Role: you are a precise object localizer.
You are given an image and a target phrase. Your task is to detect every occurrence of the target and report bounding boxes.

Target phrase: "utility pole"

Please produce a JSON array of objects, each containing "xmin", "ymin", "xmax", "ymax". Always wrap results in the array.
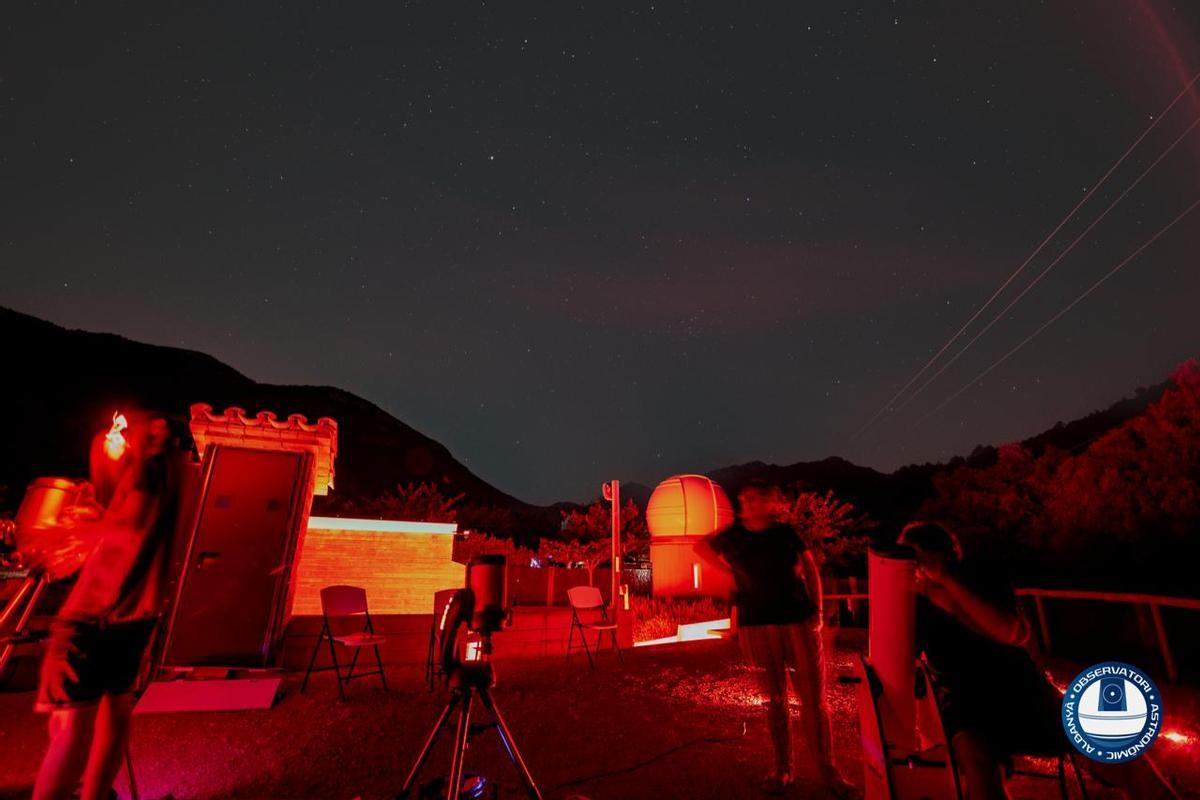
[{"xmin": 602, "ymin": 480, "xmax": 620, "ymax": 613}]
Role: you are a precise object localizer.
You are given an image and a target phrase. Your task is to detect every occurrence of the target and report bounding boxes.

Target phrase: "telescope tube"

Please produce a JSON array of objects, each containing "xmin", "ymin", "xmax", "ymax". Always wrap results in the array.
[{"xmin": 868, "ymin": 544, "xmax": 917, "ymax": 753}]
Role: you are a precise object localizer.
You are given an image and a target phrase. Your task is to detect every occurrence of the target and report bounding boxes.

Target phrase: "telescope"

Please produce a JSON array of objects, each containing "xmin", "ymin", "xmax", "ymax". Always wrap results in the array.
[
  {"xmin": 1, "ymin": 477, "xmax": 105, "ymax": 681},
  {"xmin": 465, "ymin": 554, "xmax": 509, "ymax": 636},
  {"xmin": 854, "ymin": 545, "xmax": 957, "ymax": 800},
  {"xmin": 400, "ymin": 555, "xmax": 542, "ymax": 800}
]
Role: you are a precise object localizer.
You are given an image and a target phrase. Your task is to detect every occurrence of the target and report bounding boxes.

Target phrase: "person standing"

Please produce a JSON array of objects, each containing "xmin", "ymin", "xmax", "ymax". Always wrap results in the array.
[
  {"xmin": 33, "ymin": 413, "xmax": 185, "ymax": 800},
  {"xmin": 697, "ymin": 479, "xmax": 852, "ymax": 796}
]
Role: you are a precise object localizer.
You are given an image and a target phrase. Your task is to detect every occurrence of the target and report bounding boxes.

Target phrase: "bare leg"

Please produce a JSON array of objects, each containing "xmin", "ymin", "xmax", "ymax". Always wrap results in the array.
[
  {"xmin": 33, "ymin": 706, "xmax": 98, "ymax": 800},
  {"xmin": 80, "ymin": 693, "xmax": 135, "ymax": 800},
  {"xmin": 951, "ymin": 730, "xmax": 1008, "ymax": 800},
  {"xmin": 1077, "ymin": 753, "xmax": 1180, "ymax": 800},
  {"xmin": 788, "ymin": 622, "xmax": 839, "ymax": 782}
]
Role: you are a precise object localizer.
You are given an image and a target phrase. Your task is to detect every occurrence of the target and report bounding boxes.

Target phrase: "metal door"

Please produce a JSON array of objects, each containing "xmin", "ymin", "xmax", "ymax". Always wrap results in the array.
[{"xmin": 163, "ymin": 447, "xmax": 308, "ymax": 667}]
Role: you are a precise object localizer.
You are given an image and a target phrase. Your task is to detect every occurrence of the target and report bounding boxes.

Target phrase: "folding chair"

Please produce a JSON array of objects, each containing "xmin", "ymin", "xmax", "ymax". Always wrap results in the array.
[
  {"xmin": 565, "ymin": 585, "xmax": 622, "ymax": 669},
  {"xmin": 424, "ymin": 588, "xmax": 459, "ymax": 691},
  {"xmin": 300, "ymin": 585, "xmax": 388, "ymax": 701}
]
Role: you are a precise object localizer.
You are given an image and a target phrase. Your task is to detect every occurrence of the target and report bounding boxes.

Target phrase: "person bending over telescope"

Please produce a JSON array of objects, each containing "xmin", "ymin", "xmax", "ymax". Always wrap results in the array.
[
  {"xmin": 898, "ymin": 521, "xmax": 1178, "ymax": 800},
  {"xmin": 697, "ymin": 479, "xmax": 854, "ymax": 797},
  {"xmin": 33, "ymin": 413, "xmax": 185, "ymax": 800}
]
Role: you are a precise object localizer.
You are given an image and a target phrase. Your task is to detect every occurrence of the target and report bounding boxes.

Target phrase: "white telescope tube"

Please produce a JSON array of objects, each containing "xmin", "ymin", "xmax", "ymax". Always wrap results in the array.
[{"xmin": 868, "ymin": 545, "xmax": 917, "ymax": 753}]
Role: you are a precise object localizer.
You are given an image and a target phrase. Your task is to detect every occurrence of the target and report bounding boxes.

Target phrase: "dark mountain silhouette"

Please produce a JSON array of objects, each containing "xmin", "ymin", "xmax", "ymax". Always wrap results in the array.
[
  {"xmin": 1, "ymin": 306, "xmax": 1175, "ymax": 532},
  {"xmin": 0, "ymin": 306, "xmax": 529, "ymax": 515},
  {"xmin": 650, "ymin": 384, "xmax": 1174, "ymax": 532},
  {"xmin": 1015, "ymin": 381, "xmax": 1173, "ymax": 455},
  {"xmin": 699, "ymin": 458, "xmax": 937, "ymax": 532}
]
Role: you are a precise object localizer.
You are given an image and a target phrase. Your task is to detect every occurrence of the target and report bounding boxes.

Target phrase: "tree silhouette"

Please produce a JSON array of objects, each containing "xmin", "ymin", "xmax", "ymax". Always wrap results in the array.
[
  {"xmin": 325, "ymin": 481, "xmax": 462, "ymax": 522},
  {"xmin": 773, "ymin": 486, "xmax": 874, "ymax": 568},
  {"xmin": 920, "ymin": 359, "xmax": 1200, "ymax": 589},
  {"xmin": 540, "ymin": 498, "xmax": 647, "ymax": 584},
  {"xmin": 453, "ymin": 529, "xmax": 535, "ymax": 565}
]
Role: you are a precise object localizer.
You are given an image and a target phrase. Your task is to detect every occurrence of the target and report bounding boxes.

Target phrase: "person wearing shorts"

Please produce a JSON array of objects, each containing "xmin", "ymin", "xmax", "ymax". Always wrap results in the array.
[
  {"xmin": 34, "ymin": 414, "xmax": 183, "ymax": 800},
  {"xmin": 900, "ymin": 521, "xmax": 1178, "ymax": 800}
]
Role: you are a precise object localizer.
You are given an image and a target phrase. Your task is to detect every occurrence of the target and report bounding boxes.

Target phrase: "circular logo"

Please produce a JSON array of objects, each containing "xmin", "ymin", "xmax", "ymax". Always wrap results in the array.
[{"xmin": 1062, "ymin": 661, "xmax": 1162, "ymax": 763}]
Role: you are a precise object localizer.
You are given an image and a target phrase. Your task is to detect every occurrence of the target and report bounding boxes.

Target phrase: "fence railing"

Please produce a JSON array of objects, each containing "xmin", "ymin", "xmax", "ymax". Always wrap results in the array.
[
  {"xmin": 1016, "ymin": 588, "xmax": 1200, "ymax": 683},
  {"xmin": 822, "ymin": 588, "xmax": 1200, "ymax": 682}
]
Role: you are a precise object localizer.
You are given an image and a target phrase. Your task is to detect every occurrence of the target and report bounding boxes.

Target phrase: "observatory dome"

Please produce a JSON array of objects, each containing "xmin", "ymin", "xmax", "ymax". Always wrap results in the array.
[{"xmin": 646, "ymin": 474, "xmax": 733, "ymax": 539}]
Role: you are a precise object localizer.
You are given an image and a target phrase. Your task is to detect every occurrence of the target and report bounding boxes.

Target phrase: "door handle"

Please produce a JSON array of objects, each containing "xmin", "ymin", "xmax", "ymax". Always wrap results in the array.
[{"xmin": 196, "ymin": 551, "xmax": 222, "ymax": 569}]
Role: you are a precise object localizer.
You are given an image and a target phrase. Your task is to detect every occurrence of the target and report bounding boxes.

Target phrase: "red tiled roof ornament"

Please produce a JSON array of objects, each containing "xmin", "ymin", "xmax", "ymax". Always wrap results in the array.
[{"xmin": 188, "ymin": 403, "xmax": 338, "ymax": 495}]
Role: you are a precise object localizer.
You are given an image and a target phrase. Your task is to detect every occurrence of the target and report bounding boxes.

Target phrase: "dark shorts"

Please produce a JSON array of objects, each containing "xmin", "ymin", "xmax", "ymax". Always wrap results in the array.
[
  {"xmin": 937, "ymin": 674, "xmax": 1066, "ymax": 757},
  {"xmin": 35, "ymin": 618, "xmax": 157, "ymax": 712}
]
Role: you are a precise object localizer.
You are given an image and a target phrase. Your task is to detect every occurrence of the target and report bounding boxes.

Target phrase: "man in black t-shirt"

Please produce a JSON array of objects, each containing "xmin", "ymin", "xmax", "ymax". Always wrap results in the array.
[{"xmin": 698, "ymin": 480, "xmax": 851, "ymax": 797}]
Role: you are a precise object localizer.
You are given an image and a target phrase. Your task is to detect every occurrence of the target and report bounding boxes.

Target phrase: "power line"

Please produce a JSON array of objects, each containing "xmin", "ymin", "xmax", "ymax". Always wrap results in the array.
[
  {"xmin": 908, "ymin": 196, "xmax": 1200, "ymax": 431},
  {"xmin": 849, "ymin": 69, "xmax": 1200, "ymax": 442},
  {"xmin": 890, "ymin": 112, "xmax": 1200, "ymax": 415}
]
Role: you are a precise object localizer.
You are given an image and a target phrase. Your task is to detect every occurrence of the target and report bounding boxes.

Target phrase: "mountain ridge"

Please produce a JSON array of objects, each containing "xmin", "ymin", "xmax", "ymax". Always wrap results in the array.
[
  {"xmin": 0, "ymin": 306, "xmax": 528, "ymax": 513},
  {"xmin": 0, "ymin": 306, "xmax": 1174, "ymax": 530},
  {"xmin": 621, "ymin": 389, "xmax": 1173, "ymax": 529}
]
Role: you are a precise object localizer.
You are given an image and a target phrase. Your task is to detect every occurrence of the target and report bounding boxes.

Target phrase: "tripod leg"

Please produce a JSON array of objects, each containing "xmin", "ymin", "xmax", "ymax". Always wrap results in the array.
[
  {"xmin": 398, "ymin": 693, "xmax": 460, "ymax": 798},
  {"xmin": 0, "ymin": 575, "xmax": 36, "ymax": 627},
  {"xmin": 0, "ymin": 576, "xmax": 35, "ymax": 679},
  {"xmin": 446, "ymin": 689, "xmax": 474, "ymax": 800},
  {"xmin": 0, "ymin": 575, "xmax": 47, "ymax": 680},
  {"xmin": 478, "ymin": 689, "xmax": 543, "ymax": 800}
]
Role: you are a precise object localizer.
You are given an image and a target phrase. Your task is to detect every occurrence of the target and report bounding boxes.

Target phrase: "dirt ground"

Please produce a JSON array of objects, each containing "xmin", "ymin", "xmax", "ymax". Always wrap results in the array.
[{"xmin": 1, "ymin": 638, "xmax": 1197, "ymax": 799}]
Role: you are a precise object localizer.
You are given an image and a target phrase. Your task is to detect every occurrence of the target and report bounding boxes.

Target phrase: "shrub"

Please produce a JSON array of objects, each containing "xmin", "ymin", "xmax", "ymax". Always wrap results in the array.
[{"xmin": 630, "ymin": 595, "xmax": 730, "ymax": 642}]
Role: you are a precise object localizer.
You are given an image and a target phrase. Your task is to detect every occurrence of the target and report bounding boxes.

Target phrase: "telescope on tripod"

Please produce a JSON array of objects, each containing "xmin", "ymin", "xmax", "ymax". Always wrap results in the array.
[
  {"xmin": 1, "ymin": 477, "xmax": 106, "ymax": 680},
  {"xmin": 398, "ymin": 554, "xmax": 542, "ymax": 800}
]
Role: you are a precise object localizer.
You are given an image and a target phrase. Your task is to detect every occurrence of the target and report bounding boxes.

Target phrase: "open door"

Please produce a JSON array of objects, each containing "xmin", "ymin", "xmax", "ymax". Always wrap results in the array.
[{"xmin": 161, "ymin": 446, "xmax": 311, "ymax": 667}]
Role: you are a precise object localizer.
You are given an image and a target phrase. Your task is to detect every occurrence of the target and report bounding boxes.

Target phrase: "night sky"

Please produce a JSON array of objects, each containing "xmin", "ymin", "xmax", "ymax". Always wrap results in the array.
[{"xmin": 2, "ymin": 3, "xmax": 1198, "ymax": 504}]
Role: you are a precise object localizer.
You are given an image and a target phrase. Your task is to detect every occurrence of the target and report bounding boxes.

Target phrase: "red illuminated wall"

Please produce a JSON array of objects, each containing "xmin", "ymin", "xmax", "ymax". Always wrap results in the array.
[
  {"xmin": 290, "ymin": 517, "xmax": 463, "ymax": 615},
  {"xmin": 650, "ymin": 539, "xmax": 735, "ymax": 599}
]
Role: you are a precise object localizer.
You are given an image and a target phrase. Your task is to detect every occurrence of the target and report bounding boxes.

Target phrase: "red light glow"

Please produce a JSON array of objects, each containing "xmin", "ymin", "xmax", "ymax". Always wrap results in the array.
[
  {"xmin": 1163, "ymin": 729, "xmax": 1195, "ymax": 746},
  {"xmin": 103, "ymin": 411, "xmax": 128, "ymax": 460},
  {"xmin": 634, "ymin": 616, "xmax": 731, "ymax": 648}
]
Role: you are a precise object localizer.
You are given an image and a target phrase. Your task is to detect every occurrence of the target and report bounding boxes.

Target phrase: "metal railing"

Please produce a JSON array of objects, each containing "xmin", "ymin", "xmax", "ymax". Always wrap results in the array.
[
  {"xmin": 1016, "ymin": 588, "xmax": 1200, "ymax": 683},
  {"xmin": 822, "ymin": 588, "xmax": 1200, "ymax": 682}
]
